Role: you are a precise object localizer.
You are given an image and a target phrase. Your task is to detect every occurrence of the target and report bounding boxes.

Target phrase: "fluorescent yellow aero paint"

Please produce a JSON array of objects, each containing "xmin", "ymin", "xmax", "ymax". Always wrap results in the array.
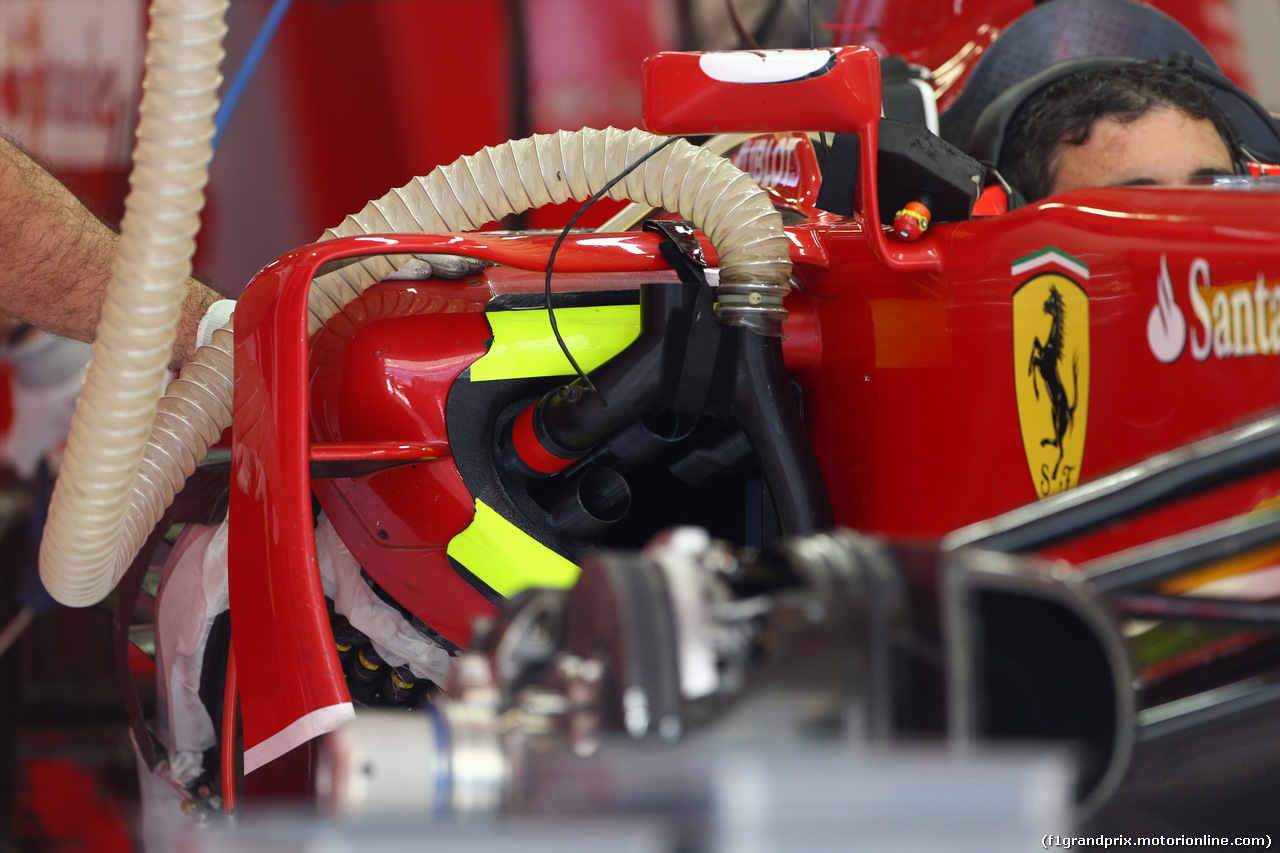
[
  {"xmin": 470, "ymin": 305, "xmax": 641, "ymax": 382},
  {"xmin": 446, "ymin": 500, "xmax": 581, "ymax": 596}
]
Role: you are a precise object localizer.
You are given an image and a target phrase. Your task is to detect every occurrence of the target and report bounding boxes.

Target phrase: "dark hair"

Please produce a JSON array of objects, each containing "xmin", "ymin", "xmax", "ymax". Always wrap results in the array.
[{"xmin": 1000, "ymin": 61, "xmax": 1240, "ymax": 201}]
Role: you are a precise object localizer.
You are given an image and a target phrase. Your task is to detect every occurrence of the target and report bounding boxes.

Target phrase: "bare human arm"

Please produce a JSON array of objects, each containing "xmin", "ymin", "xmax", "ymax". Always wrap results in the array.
[{"xmin": 0, "ymin": 135, "xmax": 224, "ymax": 370}]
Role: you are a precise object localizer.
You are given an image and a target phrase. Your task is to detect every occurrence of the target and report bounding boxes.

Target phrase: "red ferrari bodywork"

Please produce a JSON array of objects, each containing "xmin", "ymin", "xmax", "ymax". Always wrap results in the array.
[{"xmin": 227, "ymin": 41, "xmax": 1280, "ymax": 782}]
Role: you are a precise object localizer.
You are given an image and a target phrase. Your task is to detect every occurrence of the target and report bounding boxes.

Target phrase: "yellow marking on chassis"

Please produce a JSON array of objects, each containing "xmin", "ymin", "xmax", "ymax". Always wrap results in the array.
[
  {"xmin": 446, "ymin": 500, "xmax": 581, "ymax": 596},
  {"xmin": 470, "ymin": 304, "xmax": 641, "ymax": 382}
]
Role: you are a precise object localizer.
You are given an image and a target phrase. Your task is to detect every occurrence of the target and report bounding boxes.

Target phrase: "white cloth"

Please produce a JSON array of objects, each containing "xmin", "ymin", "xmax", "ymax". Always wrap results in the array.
[
  {"xmin": 152, "ymin": 512, "xmax": 452, "ymax": 788},
  {"xmin": 155, "ymin": 520, "xmax": 229, "ymax": 785},
  {"xmin": 315, "ymin": 513, "xmax": 453, "ymax": 684}
]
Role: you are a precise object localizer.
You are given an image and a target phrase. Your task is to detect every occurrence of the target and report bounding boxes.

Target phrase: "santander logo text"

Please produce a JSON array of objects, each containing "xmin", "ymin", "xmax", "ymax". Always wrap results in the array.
[{"xmin": 1146, "ymin": 254, "xmax": 1280, "ymax": 363}]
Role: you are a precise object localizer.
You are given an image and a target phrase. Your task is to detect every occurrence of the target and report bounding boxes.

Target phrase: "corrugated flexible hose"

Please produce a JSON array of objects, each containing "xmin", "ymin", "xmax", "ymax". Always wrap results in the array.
[
  {"xmin": 40, "ymin": 73, "xmax": 792, "ymax": 607},
  {"xmin": 39, "ymin": 0, "xmax": 231, "ymax": 607},
  {"xmin": 307, "ymin": 127, "xmax": 792, "ymax": 336}
]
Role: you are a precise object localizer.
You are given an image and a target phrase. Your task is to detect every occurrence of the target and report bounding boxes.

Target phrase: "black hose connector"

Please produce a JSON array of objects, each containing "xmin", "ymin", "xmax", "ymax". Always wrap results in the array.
[
  {"xmin": 502, "ymin": 276, "xmax": 832, "ymax": 537},
  {"xmin": 729, "ymin": 328, "xmax": 833, "ymax": 534},
  {"xmin": 501, "ymin": 282, "xmax": 694, "ymax": 476},
  {"xmin": 533, "ymin": 466, "xmax": 633, "ymax": 539}
]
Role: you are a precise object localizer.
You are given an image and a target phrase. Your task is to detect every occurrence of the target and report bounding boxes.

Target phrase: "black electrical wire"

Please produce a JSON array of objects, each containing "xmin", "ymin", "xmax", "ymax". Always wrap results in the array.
[
  {"xmin": 543, "ymin": 135, "xmax": 682, "ymax": 398},
  {"xmin": 506, "ymin": 0, "xmax": 533, "ymax": 229},
  {"xmin": 727, "ymin": 0, "xmax": 762, "ymax": 49},
  {"xmin": 727, "ymin": 0, "xmax": 787, "ymax": 51}
]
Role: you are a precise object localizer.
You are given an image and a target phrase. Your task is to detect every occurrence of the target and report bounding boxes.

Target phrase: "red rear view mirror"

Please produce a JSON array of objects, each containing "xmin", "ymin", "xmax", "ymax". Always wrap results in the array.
[{"xmin": 642, "ymin": 47, "xmax": 882, "ymax": 136}]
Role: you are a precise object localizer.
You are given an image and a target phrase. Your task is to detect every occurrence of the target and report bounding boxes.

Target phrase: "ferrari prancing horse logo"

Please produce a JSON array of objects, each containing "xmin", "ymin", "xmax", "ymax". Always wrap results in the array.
[{"xmin": 1012, "ymin": 249, "xmax": 1090, "ymax": 499}]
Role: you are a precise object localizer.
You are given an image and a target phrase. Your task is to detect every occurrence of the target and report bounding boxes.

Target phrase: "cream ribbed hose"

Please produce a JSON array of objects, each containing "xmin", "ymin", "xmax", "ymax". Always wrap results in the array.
[{"xmin": 40, "ymin": 38, "xmax": 792, "ymax": 608}]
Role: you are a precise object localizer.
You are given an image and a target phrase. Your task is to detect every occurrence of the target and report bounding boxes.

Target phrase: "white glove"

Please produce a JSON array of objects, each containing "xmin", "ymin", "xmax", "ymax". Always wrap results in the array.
[
  {"xmin": 382, "ymin": 254, "xmax": 488, "ymax": 282},
  {"xmin": 195, "ymin": 299, "xmax": 236, "ymax": 350},
  {"xmin": 3, "ymin": 331, "xmax": 91, "ymax": 479}
]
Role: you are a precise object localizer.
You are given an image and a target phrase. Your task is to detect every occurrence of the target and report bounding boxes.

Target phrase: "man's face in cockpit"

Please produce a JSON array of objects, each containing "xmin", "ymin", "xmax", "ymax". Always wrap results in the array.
[{"xmin": 1050, "ymin": 105, "xmax": 1235, "ymax": 196}]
